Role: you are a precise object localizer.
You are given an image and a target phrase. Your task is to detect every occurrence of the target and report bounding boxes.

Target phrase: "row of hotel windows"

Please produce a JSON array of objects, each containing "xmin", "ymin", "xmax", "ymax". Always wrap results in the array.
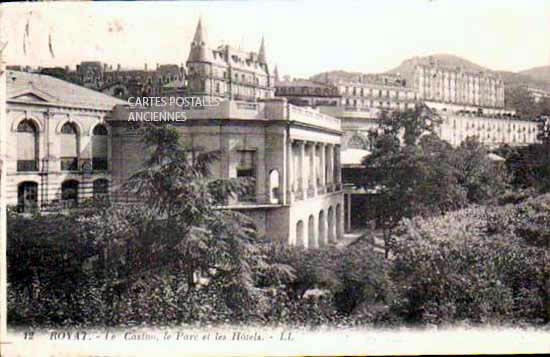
[
  {"xmin": 344, "ymin": 99, "xmax": 411, "ymax": 109},
  {"xmin": 188, "ymin": 65, "xmax": 268, "ymax": 87},
  {"xmin": 17, "ymin": 179, "xmax": 109, "ymax": 212},
  {"xmin": 276, "ymin": 87, "xmax": 338, "ymax": 96},
  {"xmin": 83, "ymin": 74, "xmax": 180, "ymax": 86},
  {"xmin": 16, "ymin": 120, "xmax": 109, "ymax": 172},
  {"xmin": 341, "ymin": 87, "xmax": 415, "ymax": 99},
  {"xmin": 417, "ymin": 69, "xmax": 502, "ymax": 82}
]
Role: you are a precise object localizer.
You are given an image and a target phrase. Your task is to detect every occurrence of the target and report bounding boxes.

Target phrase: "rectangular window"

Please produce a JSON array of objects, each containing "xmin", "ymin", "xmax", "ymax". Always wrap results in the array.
[
  {"xmin": 92, "ymin": 158, "xmax": 108, "ymax": 171},
  {"xmin": 61, "ymin": 157, "xmax": 78, "ymax": 171},
  {"xmin": 236, "ymin": 150, "xmax": 256, "ymax": 202},
  {"xmin": 17, "ymin": 160, "xmax": 38, "ymax": 172}
]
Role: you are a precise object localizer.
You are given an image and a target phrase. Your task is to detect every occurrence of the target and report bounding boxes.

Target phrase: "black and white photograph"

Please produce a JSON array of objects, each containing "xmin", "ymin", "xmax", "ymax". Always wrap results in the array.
[{"xmin": 0, "ymin": 0, "xmax": 549, "ymax": 355}]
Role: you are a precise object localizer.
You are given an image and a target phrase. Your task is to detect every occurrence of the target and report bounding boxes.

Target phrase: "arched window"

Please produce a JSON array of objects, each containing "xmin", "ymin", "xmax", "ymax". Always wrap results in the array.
[
  {"xmin": 336, "ymin": 204, "xmax": 343, "ymax": 240},
  {"xmin": 269, "ymin": 169, "xmax": 280, "ymax": 204},
  {"xmin": 296, "ymin": 220, "xmax": 304, "ymax": 247},
  {"xmin": 93, "ymin": 179, "xmax": 109, "ymax": 199},
  {"xmin": 61, "ymin": 180, "xmax": 79, "ymax": 208},
  {"xmin": 92, "ymin": 124, "xmax": 108, "ymax": 170},
  {"xmin": 17, "ymin": 120, "xmax": 38, "ymax": 172},
  {"xmin": 18, "ymin": 181, "xmax": 38, "ymax": 213},
  {"xmin": 318, "ymin": 210, "xmax": 326, "ymax": 247},
  {"xmin": 348, "ymin": 134, "xmax": 366, "ymax": 150},
  {"xmin": 308, "ymin": 215, "xmax": 316, "ymax": 249},
  {"xmin": 60, "ymin": 123, "xmax": 79, "ymax": 171},
  {"xmin": 327, "ymin": 206, "xmax": 335, "ymax": 243}
]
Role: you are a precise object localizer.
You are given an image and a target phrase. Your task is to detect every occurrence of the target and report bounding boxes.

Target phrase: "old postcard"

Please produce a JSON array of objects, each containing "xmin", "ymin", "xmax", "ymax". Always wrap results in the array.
[{"xmin": 0, "ymin": 0, "xmax": 549, "ymax": 356}]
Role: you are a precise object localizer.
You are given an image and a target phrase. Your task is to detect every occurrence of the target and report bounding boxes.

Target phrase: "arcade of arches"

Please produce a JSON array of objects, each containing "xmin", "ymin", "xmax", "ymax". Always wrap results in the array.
[
  {"xmin": 288, "ymin": 140, "xmax": 342, "ymax": 202},
  {"xmin": 294, "ymin": 203, "xmax": 344, "ymax": 248}
]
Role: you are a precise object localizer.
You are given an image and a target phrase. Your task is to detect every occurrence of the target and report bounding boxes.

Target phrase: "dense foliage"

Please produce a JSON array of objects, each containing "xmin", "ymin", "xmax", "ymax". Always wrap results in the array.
[
  {"xmin": 9, "ymin": 193, "xmax": 549, "ymax": 327},
  {"xmin": 362, "ymin": 107, "xmax": 509, "ymax": 256},
  {"xmin": 496, "ymin": 143, "xmax": 550, "ymax": 193},
  {"xmin": 389, "ymin": 194, "xmax": 550, "ymax": 325}
]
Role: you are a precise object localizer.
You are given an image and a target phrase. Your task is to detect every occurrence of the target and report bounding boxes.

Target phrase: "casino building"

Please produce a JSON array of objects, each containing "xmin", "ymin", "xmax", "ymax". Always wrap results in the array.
[{"xmin": 109, "ymin": 98, "xmax": 345, "ymax": 247}]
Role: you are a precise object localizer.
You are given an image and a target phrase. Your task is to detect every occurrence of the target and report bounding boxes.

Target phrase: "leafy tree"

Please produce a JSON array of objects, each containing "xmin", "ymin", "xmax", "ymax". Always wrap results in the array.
[
  {"xmin": 91, "ymin": 124, "xmax": 270, "ymax": 320},
  {"xmin": 452, "ymin": 136, "xmax": 509, "ymax": 203},
  {"xmin": 375, "ymin": 105, "xmax": 443, "ymax": 146},
  {"xmin": 362, "ymin": 107, "xmax": 463, "ymax": 258},
  {"xmin": 505, "ymin": 86, "xmax": 539, "ymax": 119},
  {"xmin": 499, "ymin": 143, "xmax": 550, "ymax": 193}
]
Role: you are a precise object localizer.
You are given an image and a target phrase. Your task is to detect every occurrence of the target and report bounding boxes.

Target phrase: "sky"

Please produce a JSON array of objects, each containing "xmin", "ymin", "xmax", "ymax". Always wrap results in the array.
[{"xmin": 1, "ymin": 0, "xmax": 550, "ymax": 78}]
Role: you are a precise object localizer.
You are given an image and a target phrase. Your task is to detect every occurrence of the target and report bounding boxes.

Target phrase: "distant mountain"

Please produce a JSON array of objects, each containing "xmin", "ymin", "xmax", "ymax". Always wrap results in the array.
[
  {"xmin": 518, "ymin": 66, "xmax": 550, "ymax": 84},
  {"xmin": 496, "ymin": 70, "xmax": 550, "ymax": 92},
  {"xmin": 309, "ymin": 54, "xmax": 550, "ymax": 92},
  {"xmin": 309, "ymin": 70, "xmax": 365, "ymax": 84},
  {"xmin": 385, "ymin": 53, "xmax": 489, "ymax": 86}
]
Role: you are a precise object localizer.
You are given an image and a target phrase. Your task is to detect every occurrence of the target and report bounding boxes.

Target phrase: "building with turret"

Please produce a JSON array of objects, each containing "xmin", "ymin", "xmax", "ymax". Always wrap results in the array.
[{"xmin": 185, "ymin": 18, "xmax": 275, "ymax": 101}]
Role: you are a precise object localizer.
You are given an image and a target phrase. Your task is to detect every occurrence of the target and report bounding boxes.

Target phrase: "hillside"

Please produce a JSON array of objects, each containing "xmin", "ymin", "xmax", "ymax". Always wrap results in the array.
[
  {"xmin": 385, "ymin": 54, "xmax": 489, "ymax": 85},
  {"xmin": 518, "ymin": 66, "xmax": 550, "ymax": 84},
  {"xmin": 309, "ymin": 70, "xmax": 365, "ymax": 83}
]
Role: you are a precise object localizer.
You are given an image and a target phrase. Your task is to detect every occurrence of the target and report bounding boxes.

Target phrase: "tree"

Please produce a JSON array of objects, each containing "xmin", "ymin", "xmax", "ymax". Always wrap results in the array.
[
  {"xmin": 375, "ymin": 105, "xmax": 443, "ymax": 146},
  {"xmin": 452, "ymin": 136, "xmax": 509, "ymax": 203},
  {"xmin": 93, "ymin": 124, "xmax": 269, "ymax": 319},
  {"xmin": 499, "ymin": 141, "xmax": 550, "ymax": 193},
  {"xmin": 362, "ymin": 107, "xmax": 462, "ymax": 258},
  {"xmin": 505, "ymin": 86, "xmax": 540, "ymax": 119}
]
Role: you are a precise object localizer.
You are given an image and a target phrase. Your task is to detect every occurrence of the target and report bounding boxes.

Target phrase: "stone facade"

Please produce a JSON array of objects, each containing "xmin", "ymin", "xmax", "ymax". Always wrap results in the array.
[
  {"xmin": 5, "ymin": 70, "xmax": 125, "ymax": 211},
  {"xmin": 109, "ymin": 98, "xmax": 344, "ymax": 247}
]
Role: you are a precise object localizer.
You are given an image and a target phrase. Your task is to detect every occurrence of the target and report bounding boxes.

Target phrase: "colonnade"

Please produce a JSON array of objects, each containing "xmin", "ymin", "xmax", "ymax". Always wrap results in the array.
[{"xmin": 286, "ymin": 140, "xmax": 342, "ymax": 202}]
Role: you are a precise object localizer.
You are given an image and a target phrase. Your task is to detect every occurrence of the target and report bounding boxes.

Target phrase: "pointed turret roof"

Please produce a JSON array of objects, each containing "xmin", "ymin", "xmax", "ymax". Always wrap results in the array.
[
  {"xmin": 187, "ymin": 17, "xmax": 213, "ymax": 63},
  {"xmin": 258, "ymin": 36, "xmax": 266, "ymax": 64},
  {"xmin": 192, "ymin": 17, "xmax": 206, "ymax": 45}
]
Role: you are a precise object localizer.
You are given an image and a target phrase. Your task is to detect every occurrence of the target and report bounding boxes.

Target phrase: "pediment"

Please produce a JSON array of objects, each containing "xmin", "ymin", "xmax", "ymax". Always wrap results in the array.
[{"xmin": 10, "ymin": 92, "xmax": 50, "ymax": 102}]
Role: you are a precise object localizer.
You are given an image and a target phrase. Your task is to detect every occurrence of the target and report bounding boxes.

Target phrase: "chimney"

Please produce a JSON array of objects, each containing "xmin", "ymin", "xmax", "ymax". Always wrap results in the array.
[
  {"xmin": 117, "ymin": 64, "xmax": 121, "ymax": 71},
  {"xmin": 144, "ymin": 63, "xmax": 148, "ymax": 71},
  {"xmin": 156, "ymin": 63, "xmax": 160, "ymax": 70},
  {"xmin": 103, "ymin": 63, "xmax": 107, "ymax": 72}
]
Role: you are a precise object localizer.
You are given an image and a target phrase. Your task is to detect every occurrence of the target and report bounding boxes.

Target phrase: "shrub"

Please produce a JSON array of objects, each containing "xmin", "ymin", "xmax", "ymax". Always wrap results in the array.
[{"xmin": 389, "ymin": 201, "xmax": 549, "ymax": 326}]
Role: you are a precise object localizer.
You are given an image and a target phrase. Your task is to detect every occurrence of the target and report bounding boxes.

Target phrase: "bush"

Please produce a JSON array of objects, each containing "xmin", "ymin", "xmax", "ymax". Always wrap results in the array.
[{"xmin": 389, "ymin": 199, "xmax": 549, "ymax": 326}]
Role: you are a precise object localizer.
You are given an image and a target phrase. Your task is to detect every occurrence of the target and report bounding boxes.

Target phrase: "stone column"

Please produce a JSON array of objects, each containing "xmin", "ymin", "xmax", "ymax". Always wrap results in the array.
[
  {"xmin": 327, "ymin": 144, "xmax": 334, "ymax": 189},
  {"xmin": 286, "ymin": 139, "xmax": 294, "ymax": 204},
  {"xmin": 299, "ymin": 141, "xmax": 306, "ymax": 200},
  {"xmin": 319, "ymin": 143, "xmax": 326, "ymax": 193},
  {"xmin": 337, "ymin": 202, "xmax": 345, "ymax": 240},
  {"xmin": 335, "ymin": 145, "xmax": 342, "ymax": 188},
  {"xmin": 309, "ymin": 142, "xmax": 317, "ymax": 197}
]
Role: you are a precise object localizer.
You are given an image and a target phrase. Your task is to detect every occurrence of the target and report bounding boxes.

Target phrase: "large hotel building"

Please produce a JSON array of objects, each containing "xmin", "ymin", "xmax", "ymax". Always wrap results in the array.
[{"xmin": 414, "ymin": 61, "xmax": 505, "ymax": 109}]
